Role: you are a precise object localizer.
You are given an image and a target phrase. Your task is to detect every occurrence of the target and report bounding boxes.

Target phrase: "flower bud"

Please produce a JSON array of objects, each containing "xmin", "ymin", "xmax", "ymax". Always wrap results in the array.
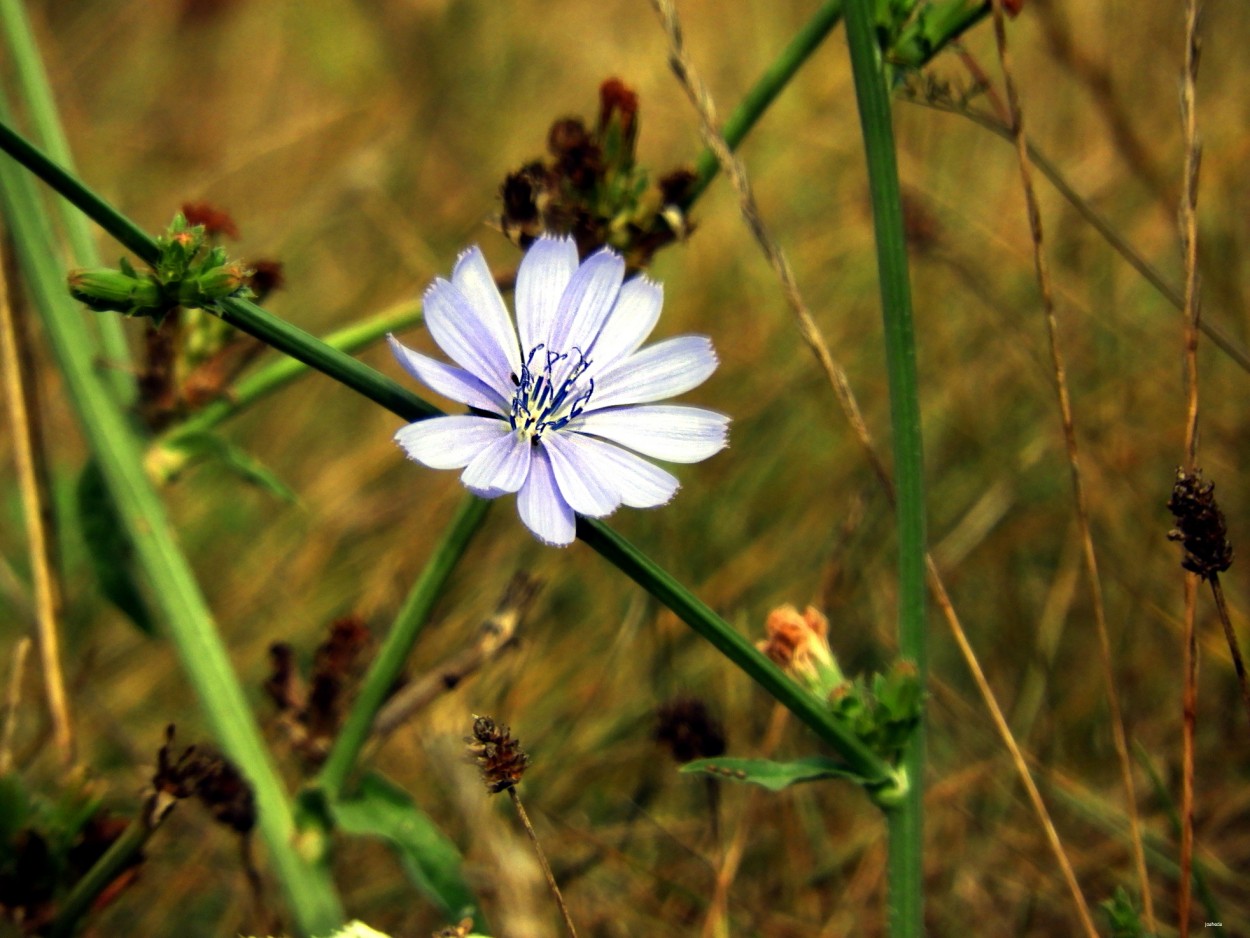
[{"xmin": 67, "ymin": 267, "xmax": 164, "ymax": 314}]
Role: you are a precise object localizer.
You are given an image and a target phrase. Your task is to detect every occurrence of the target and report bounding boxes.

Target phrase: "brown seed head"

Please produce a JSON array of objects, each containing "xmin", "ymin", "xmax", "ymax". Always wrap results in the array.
[
  {"xmin": 467, "ymin": 716, "xmax": 530, "ymax": 793},
  {"xmin": 1167, "ymin": 467, "xmax": 1233, "ymax": 579}
]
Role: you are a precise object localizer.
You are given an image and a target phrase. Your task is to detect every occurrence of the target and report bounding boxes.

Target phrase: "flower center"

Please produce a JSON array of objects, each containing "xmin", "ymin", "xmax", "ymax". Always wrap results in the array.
[{"xmin": 509, "ymin": 344, "xmax": 594, "ymax": 443}]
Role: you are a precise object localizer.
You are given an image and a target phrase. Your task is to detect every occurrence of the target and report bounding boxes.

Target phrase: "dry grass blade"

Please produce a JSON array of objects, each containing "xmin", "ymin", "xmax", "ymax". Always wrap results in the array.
[
  {"xmin": 988, "ymin": 0, "xmax": 1149, "ymax": 932},
  {"xmin": 0, "ymin": 637, "xmax": 31, "ymax": 775},
  {"xmin": 0, "ymin": 234, "xmax": 74, "ymax": 767},
  {"xmin": 1177, "ymin": 3, "xmax": 1204, "ymax": 934}
]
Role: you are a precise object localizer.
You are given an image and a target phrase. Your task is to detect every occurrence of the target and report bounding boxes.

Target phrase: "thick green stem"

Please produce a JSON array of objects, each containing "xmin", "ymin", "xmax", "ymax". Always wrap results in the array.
[
  {"xmin": 316, "ymin": 494, "xmax": 492, "ymax": 801},
  {"xmin": 0, "ymin": 0, "xmax": 134, "ymax": 404},
  {"xmin": 0, "ymin": 108, "xmax": 344, "ymax": 938},
  {"xmin": 843, "ymin": 1, "xmax": 928, "ymax": 935}
]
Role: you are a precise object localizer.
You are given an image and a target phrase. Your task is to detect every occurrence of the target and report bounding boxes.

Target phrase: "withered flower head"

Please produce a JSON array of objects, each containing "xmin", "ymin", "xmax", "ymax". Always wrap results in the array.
[
  {"xmin": 497, "ymin": 77, "xmax": 690, "ymax": 269},
  {"xmin": 758, "ymin": 604, "xmax": 843, "ymax": 691},
  {"xmin": 180, "ymin": 202, "xmax": 240, "ymax": 240},
  {"xmin": 152, "ymin": 725, "xmax": 256, "ymax": 833},
  {"xmin": 654, "ymin": 697, "xmax": 726, "ymax": 764},
  {"xmin": 1167, "ymin": 467, "xmax": 1233, "ymax": 579},
  {"xmin": 466, "ymin": 716, "xmax": 530, "ymax": 794}
]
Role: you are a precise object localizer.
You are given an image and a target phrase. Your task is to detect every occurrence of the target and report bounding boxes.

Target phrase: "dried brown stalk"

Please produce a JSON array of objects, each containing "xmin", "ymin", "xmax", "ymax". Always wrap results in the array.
[
  {"xmin": 1177, "ymin": 2, "xmax": 1204, "ymax": 934},
  {"xmin": 988, "ymin": 0, "xmax": 1151, "ymax": 931},
  {"xmin": 0, "ymin": 234, "xmax": 74, "ymax": 766}
]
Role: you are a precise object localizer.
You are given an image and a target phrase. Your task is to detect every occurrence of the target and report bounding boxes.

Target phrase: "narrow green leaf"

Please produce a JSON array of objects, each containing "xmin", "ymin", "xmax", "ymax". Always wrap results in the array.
[
  {"xmin": 75, "ymin": 459, "xmax": 157, "ymax": 636},
  {"xmin": 680, "ymin": 755, "xmax": 868, "ymax": 791},
  {"xmin": 330, "ymin": 772, "xmax": 483, "ymax": 930},
  {"xmin": 158, "ymin": 430, "xmax": 299, "ymax": 503}
]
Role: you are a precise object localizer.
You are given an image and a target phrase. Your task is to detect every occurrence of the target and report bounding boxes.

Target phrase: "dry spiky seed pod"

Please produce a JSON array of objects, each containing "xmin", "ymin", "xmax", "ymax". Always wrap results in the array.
[
  {"xmin": 1167, "ymin": 467, "xmax": 1233, "ymax": 579},
  {"xmin": 466, "ymin": 716, "xmax": 530, "ymax": 794}
]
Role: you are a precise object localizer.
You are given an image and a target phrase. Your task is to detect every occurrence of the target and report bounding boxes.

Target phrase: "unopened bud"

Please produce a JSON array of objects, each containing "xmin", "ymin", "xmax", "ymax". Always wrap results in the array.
[{"xmin": 67, "ymin": 268, "xmax": 164, "ymax": 314}]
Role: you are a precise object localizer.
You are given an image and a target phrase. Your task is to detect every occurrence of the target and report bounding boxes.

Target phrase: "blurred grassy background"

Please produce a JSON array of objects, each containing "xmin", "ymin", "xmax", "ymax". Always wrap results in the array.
[{"xmin": 3, "ymin": 0, "xmax": 1250, "ymax": 935}]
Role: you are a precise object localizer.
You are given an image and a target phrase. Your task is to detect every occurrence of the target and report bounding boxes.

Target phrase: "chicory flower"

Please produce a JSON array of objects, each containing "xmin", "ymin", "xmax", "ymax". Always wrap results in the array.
[{"xmin": 389, "ymin": 235, "xmax": 728, "ymax": 546}]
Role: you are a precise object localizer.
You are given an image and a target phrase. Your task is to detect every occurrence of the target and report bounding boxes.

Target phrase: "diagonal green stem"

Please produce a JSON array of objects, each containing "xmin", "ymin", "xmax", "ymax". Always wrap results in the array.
[
  {"xmin": 0, "ymin": 120, "xmax": 900, "ymax": 794},
  {"xmin": 0, "ymin": 105, "xmax": 344, "ymax": 937},
  {"xmin": 316, "ymin": 493, "xmax": 492, "ymax": 801},
  {"xmin": 684, "ymin": 0, "xmax": 845, "ymax": 208},
  {"xmin": 578, "ymin": 518, "xmax": 896, "ymax": 787},
  {"xmin": 843, "ymin": 0, "xmax": 928, "ymax": 935}
]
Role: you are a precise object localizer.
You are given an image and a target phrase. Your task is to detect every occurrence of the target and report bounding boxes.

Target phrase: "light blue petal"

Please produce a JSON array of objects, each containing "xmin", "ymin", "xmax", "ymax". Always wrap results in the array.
[
  {"xmin": 387, "ymin": 335, "xmax": 508, "ymax": 413},
  {"xmin": 586, "ymin": 275, "xmax": 663, "ymax": 371},
  {"xmin": 461, "ymin": 429, "xmax": 532, "ymax": 494},
  {"xmin": 423, "ymin": 277, "xmax": 515, "ymax": 394},
  {"xmin": 587, "ymin": 335, "xmax": 718, "ymax": 410},
  {"xmin": 517, "ymin": 445, "xmax": 577, "ymax": 546},
  {"xmin": 549, "ymin": 247, "xmax": 625, "ymax": 358},
  {"xmin": 394, "ymin": 415, "xmax": 509, "ymax": 469},
  {"xmin": 568, "ymin": 405, "xmax": 729, "ymax": 463},
  {"xmin": 542, "ymin": 433, "xmax": 621, "ymax": 517},
  {"xmin": 451, "ymin": 246, "xmax": 522, "ymax": 378},
  {"xmin": 552, "ymin": 433, "xmax": 678, "ymax": 508},
  {"xmin": 516, "ymin": 236, "xmax": 578, "ymax": 353}
]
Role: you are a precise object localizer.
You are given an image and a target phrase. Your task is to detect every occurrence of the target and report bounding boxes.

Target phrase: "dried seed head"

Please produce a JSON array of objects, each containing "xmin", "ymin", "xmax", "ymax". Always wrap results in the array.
[
  {"xmin": 180, "ymin": 202, "xmax": 240, "ymax": 240},
  {"xmin": 151, "ymin": 725, "xmax": 256, "ymax": 833},
  {"xmin": 654, "ymin": 697, "xmax": 726, "ymax": 764},
  {"xmin": 467, "ymin": 716, "xmax": 530, "ymax": 793},
  {"xmin": 1167, "ymin": 467, "xmax": 1233, "ymax": 579}
]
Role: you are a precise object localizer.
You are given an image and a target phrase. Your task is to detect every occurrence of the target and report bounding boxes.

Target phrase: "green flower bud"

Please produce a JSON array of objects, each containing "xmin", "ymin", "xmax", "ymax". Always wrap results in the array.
[
  {"xmin": 67, "ymin": 267, "xmax": 164, "ymax": 314},
  {"xmin": 180, "ymin": 263, "xmax": 252, "ymax": 306}
]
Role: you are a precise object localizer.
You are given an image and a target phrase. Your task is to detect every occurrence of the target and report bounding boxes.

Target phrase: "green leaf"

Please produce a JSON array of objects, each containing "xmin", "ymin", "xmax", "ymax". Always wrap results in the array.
[
  {"xmin": 680, "ymin": 755, "xmax": 869, "ymax": 791},
  {"xmin": 159, "ymin": 430, "xmax": 298, "ymax": 502},
  {"xmin": 75, "ymin": 459, "xmax": 157, "ymax": 636},
  {"xmin": 329, "ymin": 772, "xmax": 483, "ymax": 929},
  {"xmin": 0, "ymin": 774, "xmax": 29, "ymax": 846}
]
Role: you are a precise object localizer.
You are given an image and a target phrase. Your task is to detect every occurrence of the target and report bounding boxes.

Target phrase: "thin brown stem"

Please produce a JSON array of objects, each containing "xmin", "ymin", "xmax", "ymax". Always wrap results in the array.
[
  {"xmin": 508, "ymin": 788, "xmax": 579, "ymax": 938},
  {"xmin": 1208, "ymin": 576, "xmax": 1250, "ymax": 738},
  {"xmin": 988, "ymin": 1, "xmax": 1151, "ymax": 930},
  {"xmin": 1179, "ymin": 575, "xmax": 1198, "ymax": 938},
  {"xmin": 0, "ymin": 234, "xmax": 74, "ymax": 766}
]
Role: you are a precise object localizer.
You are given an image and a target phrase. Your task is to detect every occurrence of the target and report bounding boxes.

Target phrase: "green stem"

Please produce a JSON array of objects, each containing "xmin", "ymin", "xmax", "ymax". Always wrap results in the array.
[
  {"xmin": 843, "ymin": 1, "xmax": 928, "ymax": 935},
  {"xmin": 577, "ymin": 519, "xmax": 896, "ymax": 788},
  {"xmin": 0, "ymin": 0, "xmax": 134, "ymax": 404},
  {"xmin": 50, "ymin": 817, "xmax": 152, "ymax": 938},
  {"xmin": 0, "ymin": 120, "xmax": 901, "ymax": 793},
  {"xmin": 0, "ymin": 107, "xmax": 343, "ymax": 938},
  {"xmin": 151, "ymin": 299, "xmax": 425, "ymax": 480},
  {"xmin": 684, "ymin": 0, "xmax": 845, "ymax": 208},
  {"xmin": 316, "ymin": 494, "xmax": 492, "ymax": 801}
]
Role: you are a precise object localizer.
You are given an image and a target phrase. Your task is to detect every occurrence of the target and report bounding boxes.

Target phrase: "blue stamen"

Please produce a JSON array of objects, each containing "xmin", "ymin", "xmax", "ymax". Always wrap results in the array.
[{"xmin": 509, "ymin": 344, "xmax": 594, "ymax": 441}]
